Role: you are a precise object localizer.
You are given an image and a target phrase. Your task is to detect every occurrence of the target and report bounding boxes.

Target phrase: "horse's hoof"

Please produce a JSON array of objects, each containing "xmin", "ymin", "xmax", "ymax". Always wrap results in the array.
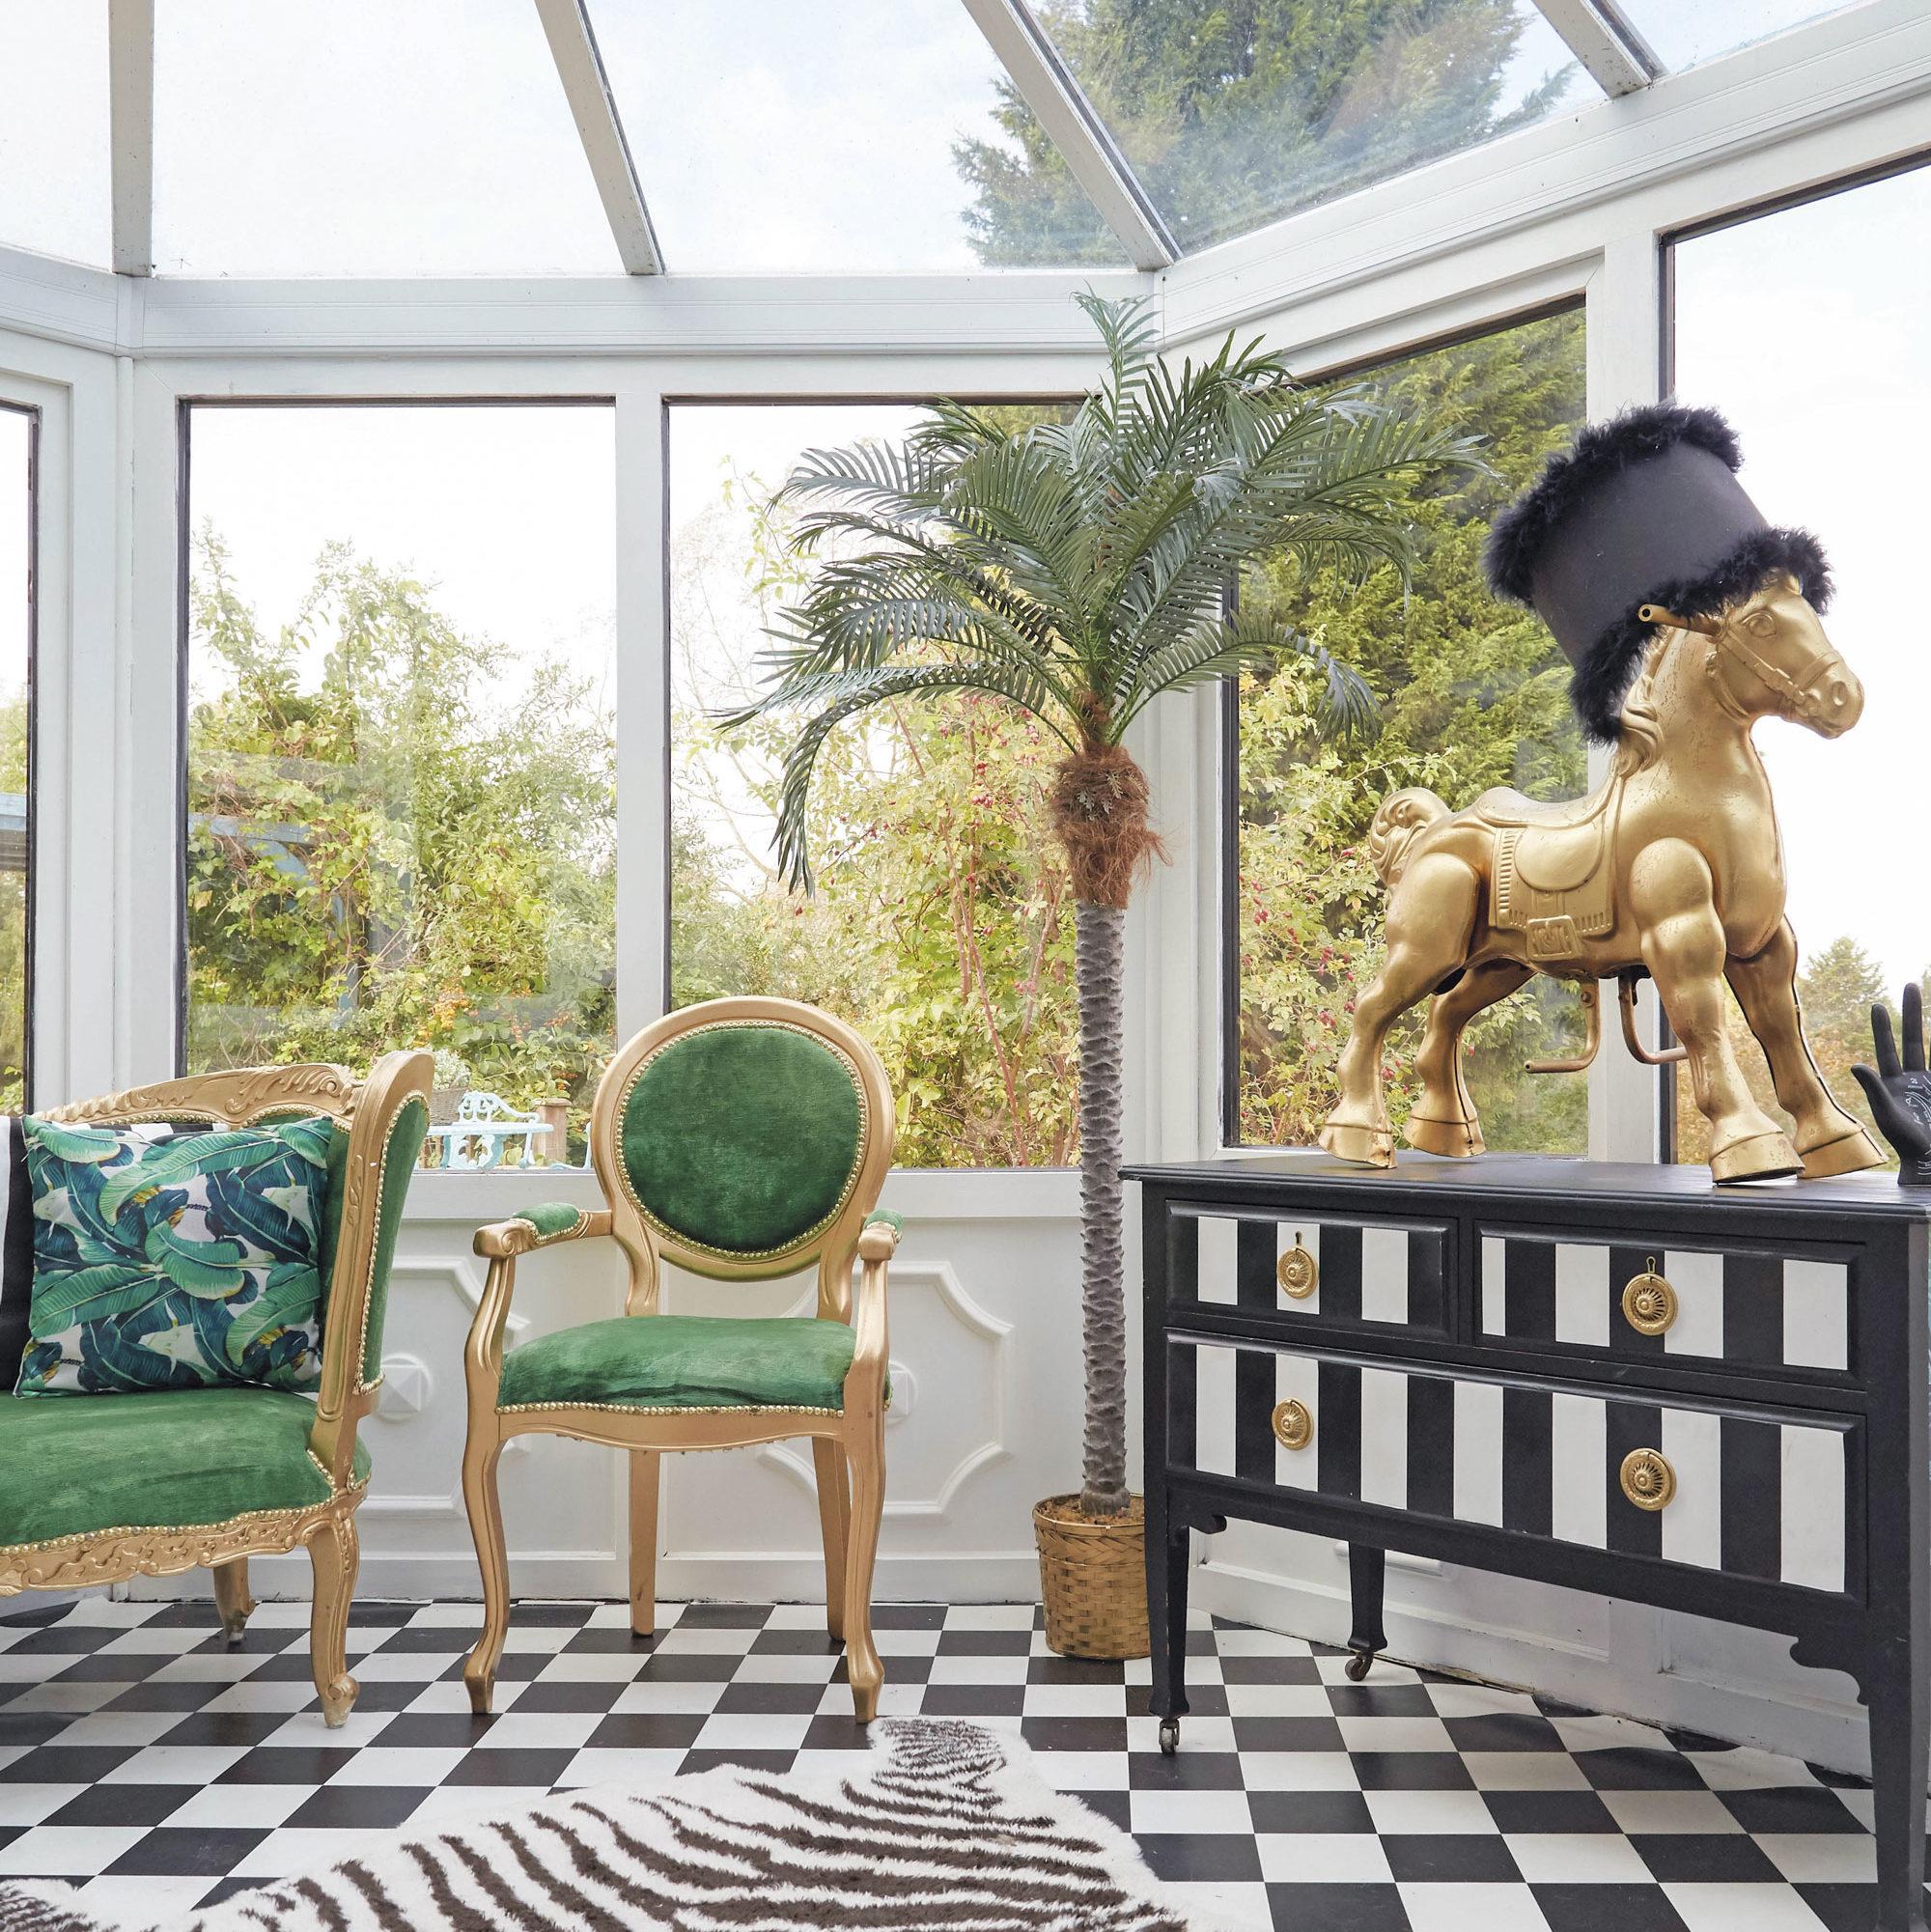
[
  {"xmin": 1320, "ymin": 1120, "xmax": 1394, "ymax": 1167},
  {"xmin": 1710, "ymin": 1131, "xmax": 1802, "ymax": 1183},
  {"xmin": 1403, "ymin": 1112, "xmax": 1483, "ymax": 1158},
  {"xmin": 1799, "ymin": 1127, "xmax": 1885, "ymax": 1179}
]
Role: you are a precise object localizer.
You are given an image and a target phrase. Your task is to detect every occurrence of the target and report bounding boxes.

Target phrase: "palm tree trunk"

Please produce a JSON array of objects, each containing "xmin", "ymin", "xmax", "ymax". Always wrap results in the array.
[{"xmin": 1075, "ymin": 897, "xmax": 1131, "ymax": 1517}]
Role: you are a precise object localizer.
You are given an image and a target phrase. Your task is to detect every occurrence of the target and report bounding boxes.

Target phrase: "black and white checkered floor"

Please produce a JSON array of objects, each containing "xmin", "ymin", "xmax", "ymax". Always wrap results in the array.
[{"xmin": 0, "ymin": 1596, "xmax": 1909, "ymax": 1932}]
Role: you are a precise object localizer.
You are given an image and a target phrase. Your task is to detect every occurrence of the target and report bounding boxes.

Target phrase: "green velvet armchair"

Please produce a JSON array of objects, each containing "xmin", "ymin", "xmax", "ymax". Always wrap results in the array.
[
  {"xmin": 0, "ymin": 1053, "xmax": 432, "ymax": 1725},
  {"xmin": 461, "ymin": 996, "xmax": 900, "ymax": 1719}
]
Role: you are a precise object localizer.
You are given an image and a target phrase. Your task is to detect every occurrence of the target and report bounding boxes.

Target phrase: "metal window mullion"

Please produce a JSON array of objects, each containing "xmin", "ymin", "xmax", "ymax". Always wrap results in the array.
[
  {"xmin": 959, "ymin": 0, "xmax": 1177, "ymax": 271},
  {"xmin": 108, "ymin": 0, "xmax": 154, "ymax": 277},
  {"xmin": 531, "ymin": 0, "xmax": 664, "ymax": 275},
  {"xmin": 1533, "ymin": 0, "xmax": 1664, "ymax": 98}
]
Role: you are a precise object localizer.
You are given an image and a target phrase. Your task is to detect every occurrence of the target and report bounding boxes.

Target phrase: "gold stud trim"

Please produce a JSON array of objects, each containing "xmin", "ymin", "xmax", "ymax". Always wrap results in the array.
[
  {"xmin": 1620, "ymin": 1447, "xmax": 1675, "ymax": 1511},
  {"xmin": 1621, "ymin": 1260, "xmax": 1677, "ymax": 1337},
  {"xmin": 615, "ymin": 1021, "xmax": 870, "ymax": 1266},
  {"xmin": 1276, "ymin": 1234, "xmax": 1318, "ymax": 1302},
  {"xmin": 0, "ymin": 1478, "xmax": 370, "ymax": 1560},
  {"xmin": 496, "ymin": 1399, "xmax": 844, "ymax": 1417},
  {"xmin": 1271, "ymin": 1398, "xmax": 1313, "ymax": 1451}
]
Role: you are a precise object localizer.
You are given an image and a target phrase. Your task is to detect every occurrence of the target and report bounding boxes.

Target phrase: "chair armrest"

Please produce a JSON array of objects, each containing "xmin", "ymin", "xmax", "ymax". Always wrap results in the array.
[
  {"xmin": 847, "ymin": 1212, "xmax": 898, "ymax": 1413},
  {"xmin": 474, "ymin": 1204, "xmax": 613, "ymax": 1259}
]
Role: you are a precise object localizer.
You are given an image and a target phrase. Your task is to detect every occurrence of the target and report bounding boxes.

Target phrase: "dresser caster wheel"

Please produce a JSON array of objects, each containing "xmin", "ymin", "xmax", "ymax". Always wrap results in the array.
[
  {"xmin": 1345, "ymin": 1648, "xmax": 1375, "ymax": 1682},
  {"xmin": 1158, "ymin": 1720, "xmax": 1179, "ymax": 1755}
]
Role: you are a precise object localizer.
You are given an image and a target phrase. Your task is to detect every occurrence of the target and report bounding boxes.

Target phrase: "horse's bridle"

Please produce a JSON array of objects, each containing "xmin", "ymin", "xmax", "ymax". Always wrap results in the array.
[{"xmin": 1638, "ymin": 600, "xmax": 1837, "ymax": 730}]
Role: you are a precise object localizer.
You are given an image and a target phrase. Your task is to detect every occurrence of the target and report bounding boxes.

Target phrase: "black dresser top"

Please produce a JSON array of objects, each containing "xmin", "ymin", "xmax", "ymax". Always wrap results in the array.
[{"xmin": 1123, "ymin": 1151, "xmax": 1931, "ymax": 1224}]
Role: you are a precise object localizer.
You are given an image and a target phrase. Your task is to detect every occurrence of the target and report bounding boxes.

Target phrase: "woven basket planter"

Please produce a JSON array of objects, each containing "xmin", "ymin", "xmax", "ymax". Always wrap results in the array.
[{"xmin": 1033, "ymin": 1493, "xmax": 1151, "ymax": 1660}]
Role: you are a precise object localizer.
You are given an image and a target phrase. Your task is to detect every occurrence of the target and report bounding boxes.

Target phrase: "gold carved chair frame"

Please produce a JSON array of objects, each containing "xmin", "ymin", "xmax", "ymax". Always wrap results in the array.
[
  {"xmin": 5, "ymin": 1050, "xmax": 433, "ymax": 1725},
  {"xmin": 461, "ymin": 996, "xmax": 899, "ymax": 1719}
]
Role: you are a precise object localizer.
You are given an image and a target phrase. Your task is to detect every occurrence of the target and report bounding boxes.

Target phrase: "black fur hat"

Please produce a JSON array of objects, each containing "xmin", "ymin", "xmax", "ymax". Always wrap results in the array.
[{"xmin": 1484, "ymin": 404, "xmax": 1832, "ymax": 742}]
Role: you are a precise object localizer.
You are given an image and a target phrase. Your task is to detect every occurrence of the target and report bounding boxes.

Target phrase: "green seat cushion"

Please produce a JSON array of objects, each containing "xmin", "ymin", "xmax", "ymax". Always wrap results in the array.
[
  {"xmin": 620, "ymin": 1025, "xmax": 865, "ymax": 1258},
  {"xmin": 497, "ymin": 1314, "xmax": 856, "ymax": 1413},
  {"xmin": 20, "ymin": 1115, "xmax": 336, "ymax": 1397},
  {"xmin": 0, "ymin": 1387, "xmax": 368, "ymax": 1549}
]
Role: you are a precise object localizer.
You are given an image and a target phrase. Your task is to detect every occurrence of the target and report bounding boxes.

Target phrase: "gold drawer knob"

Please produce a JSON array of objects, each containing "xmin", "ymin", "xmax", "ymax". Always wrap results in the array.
[
  {"xmin": 1272, "ymin": 1398, "xmax": 1313, "ymax": 1451},
  {"xmin": 1622, "ymin": 1260, "xmax": 1677, "ymax": 1336},
  {"xmin": 1620, "ymin": 1447, "xmax": 1676, "ymax": 1511},
  {"xmin": 1276, "ymin": 1234, "xmax": 1319, "ymax": 1301}
]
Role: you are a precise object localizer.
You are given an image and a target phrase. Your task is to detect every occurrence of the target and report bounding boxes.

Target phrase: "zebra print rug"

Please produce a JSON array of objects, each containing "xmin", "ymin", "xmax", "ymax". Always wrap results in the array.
[{"xmin": 0, "ymin": 1721, "xmax": 1226, "ymax": 1932}]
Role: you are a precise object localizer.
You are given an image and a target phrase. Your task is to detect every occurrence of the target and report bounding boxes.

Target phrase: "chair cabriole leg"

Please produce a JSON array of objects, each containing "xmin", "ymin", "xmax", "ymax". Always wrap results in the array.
[
  {"xmin": 211, "ymin": 1555, "xmax": 257, "ymax": 1646},
  {"xmin": 813, "ymin": 1436, "xmax": 850, "ymax": 1643},
  {"xmin": 842, "ymin": 1424, "xmax": 884, "ymax": 1722},
  {"xmin": 306, "ymin": 1510, "xmax": 360, "ymax": 1728},
  {"xmin": 462, "ymin": 1435, "xmax": 511, "ymax": 1714},
  {"xmin": 629, "ymin": 1450, "xmax": 660, "ymax": 1638}
]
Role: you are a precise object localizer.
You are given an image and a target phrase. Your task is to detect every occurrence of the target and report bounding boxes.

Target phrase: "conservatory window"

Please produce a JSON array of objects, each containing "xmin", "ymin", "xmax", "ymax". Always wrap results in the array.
[
  {"xmin": 1610, "ymin": 0, "xmax": 1856, "ymax": 74},
  {"xmin": 151, "ymin": 1, "xmax": 619, "ymax": 276},
  {"xmin": 669, "ymin": 402, "xmax": 1078, "ymax": 1168},
  {"xmin": 181, "ymin": 403, "xmax": 616, "ymax": 1162},
  {"xmin": 0, "ymin": 2, "xmax": 111, "ymax": 268},
  {"xmin": 0, "ymin": 406, "xmax": 30, "ymax": 1111},
  {"xmin": 1020, "ymin": 1, "xmax": 1590, "ymax": 258},
  {"xmin": 1667, "ymin": 156, "xmax": 1931, "ymax": 1163},
  {"xmin": 588, "ymin": 0, "xmax": 1126, "ymax": 271},
  {"xmin": 1226, "ymin": 307, "xmax": 1590, "ymax": 1154}
]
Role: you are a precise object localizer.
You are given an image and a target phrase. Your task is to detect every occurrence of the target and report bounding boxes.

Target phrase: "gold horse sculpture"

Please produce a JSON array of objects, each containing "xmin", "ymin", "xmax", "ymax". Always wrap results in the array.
[{"xmin": 1318, "ymin": 573, "xmax": 1884, "ymax": 1184}]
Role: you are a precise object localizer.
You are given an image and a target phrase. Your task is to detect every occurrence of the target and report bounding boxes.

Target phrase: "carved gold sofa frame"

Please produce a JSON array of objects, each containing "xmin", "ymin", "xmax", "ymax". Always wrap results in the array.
[
  {"xmin": 461, "ymin": 997, "xmax": 899, "ymax": 1720},
  {"xmin": 2, "ymin": 1052, "xmax": 432, "ymax": 1725}
]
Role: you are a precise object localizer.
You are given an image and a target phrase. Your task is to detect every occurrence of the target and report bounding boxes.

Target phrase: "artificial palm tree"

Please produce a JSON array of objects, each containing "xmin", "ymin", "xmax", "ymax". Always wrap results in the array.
[{"xmin": 730, "ymin": 294, "xmax": 1472, "ymax": 1533}]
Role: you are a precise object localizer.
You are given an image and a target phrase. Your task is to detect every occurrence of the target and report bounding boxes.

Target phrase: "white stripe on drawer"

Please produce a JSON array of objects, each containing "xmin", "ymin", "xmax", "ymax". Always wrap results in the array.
[
  {"xmin": 1661, "ymin": 1407, "xmax": 1721, "ymax": 1570},
  {"xmin": 1197, "ymin": 1217, "xmax": 1239, "ymax": 1306},
  {"xmin": 1665, "ymin": 1249, "xmax": 1724, "ymax": 1357},
  {"xmin": 1481, "ymin": 1237, "xmax": 1507, "ymax": 1335},
  {"xmin": 1278, "ymin": 1219, "xmax": 1320, "ymax": 1314},
  {"xmin": 1359, "ymin": 1367, "xmax": 1408, "ymax": 1509},
  {"xmin": 1555, "ymin": 1244, "xmax": 1610, "ymax": 1347},
  {"xmin": 1195, "ymin": 1342, "xmax": 1237, "ymax": 1478},
  {"xmin": 1782, "ymin": 1260, "xmax": 1848, "ymax": 1371},
  {"xmin": 1781, "ymin": 1426, "xmax": 1845, "ymax": 1592},
  {"xmin": 1453, "ymin": 1379, "xmax": 1503, "ymax": 1526},
  {"xmin": 1551, "ymin": 1392, "xmax": 1606, "ymax": 1547},
  {"xmin": 1275, "ymin": 1351, "xmax": 1320, "ymax": 1490},
  {"xmin": 1360, "ymin": 1226, "xmax": 1409, "ymax": 1325}
]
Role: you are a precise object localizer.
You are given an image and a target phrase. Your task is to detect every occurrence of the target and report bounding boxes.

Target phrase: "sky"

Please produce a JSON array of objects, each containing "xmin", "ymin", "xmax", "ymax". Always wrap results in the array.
[
  {"xmin": 0, "ymin": 407, "xmax": 23, "ymax": 703},
  {"xmin": 1672, "ymin": 163, "xmax": 1931, "ymax": 994}
]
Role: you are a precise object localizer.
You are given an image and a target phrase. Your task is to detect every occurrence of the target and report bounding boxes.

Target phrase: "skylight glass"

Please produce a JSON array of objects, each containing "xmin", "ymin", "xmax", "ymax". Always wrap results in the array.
[
  {"xmin": 0, "ymin": 2, "xmax": 111, "ymax": 268},
  {"xmin": 588, "ymin": 0, "xmax": 1128, "ymax": 273},
  {"xmin": 1031, "ymin": 0, "xmax": 1594, "ymax": 257},
  {"xmin": 152, "ymin": 1, "xmax": 620, "ymax": 277},
  {"xmin": 1611, "ymin": 1, "xmax": 1852, "ymax": 73}
]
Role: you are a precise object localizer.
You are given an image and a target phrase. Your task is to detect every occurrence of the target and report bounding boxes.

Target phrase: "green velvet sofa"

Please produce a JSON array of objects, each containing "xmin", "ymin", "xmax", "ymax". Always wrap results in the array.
[{"xmin": 0, "ymin": 1052, "xmax": 431, "ymax": 1726}]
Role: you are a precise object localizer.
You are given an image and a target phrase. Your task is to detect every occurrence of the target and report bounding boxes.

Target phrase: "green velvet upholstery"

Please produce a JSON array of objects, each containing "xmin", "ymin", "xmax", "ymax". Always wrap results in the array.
[
  {"xmin": 620, "ymin": 1026, "xmax": 863, "ymax": 1256},
  {"xmin": 316, "ymin": 1122, "xmax": 353, "ymax": 1323},
  {"xmin": 361, "ymin": 1097, "xmax": 428, "ymax": 1381},
  {"xmin": 497, "ymin": 1314, "xmax": 857, "ymax": 1412},
  {"xmin": 514, "ymin": 1202, "xmax": 586, "ymax": 1241},
  {"xmin": 864, "ymin": 1208, "xmax": 903, "ymax": 1237},
  {"xmin": 0, "ymin": 1388, "xmax": 370, "ymax": 1549}
]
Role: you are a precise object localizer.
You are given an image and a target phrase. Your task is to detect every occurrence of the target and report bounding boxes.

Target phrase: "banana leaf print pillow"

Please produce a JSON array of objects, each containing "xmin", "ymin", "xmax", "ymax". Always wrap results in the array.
[{"xmin": 17, "ymin": 1115, "xmax": 336, "ymax": 1396}]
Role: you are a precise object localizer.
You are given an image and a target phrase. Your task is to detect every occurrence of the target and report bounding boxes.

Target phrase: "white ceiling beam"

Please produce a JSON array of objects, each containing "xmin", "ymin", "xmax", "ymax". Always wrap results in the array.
[
  {"xmin": 108, "ymin": 0, "xmax": 154, "ymax": 277},
  {"xmin": 531, "ymin": 0, "xmax": 663, "ymax": 276},
  {"xmin": 1534, "ymin": 0, "xmax": 1664, "ymax": 97},
  {"xmin": 960, "ymin": 0, "xmax": 1178, "ymax": 271}
]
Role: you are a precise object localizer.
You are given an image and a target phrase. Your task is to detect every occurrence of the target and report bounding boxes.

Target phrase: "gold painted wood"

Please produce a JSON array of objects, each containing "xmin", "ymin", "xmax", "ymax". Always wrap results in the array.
[
  {"xmin": 1622, "ymin": 1263, "xmax": 1678, "ymax": 1337},
  {"xmin": 1620, "ymin": 1447, "xmax": 1676, "ymax": 1511},
  {"xmin": 1276, "ymin": 1237, "xmax": 1318, "ymax": 1301},
  {"xmin": 0, "ymin": 1049, "xmax": 431, "ymax": 1729},
  {"xmin": 1271, "ymin": 1398, "xmax": 1313, "ymax": 1451},
  {"xmin": 459, "ymin": 996, "xmax": 898, "ymax": 1722},
  {"xmin": 1319, "ymin": 577, "xmax": 1883, "ymax": 1184}
]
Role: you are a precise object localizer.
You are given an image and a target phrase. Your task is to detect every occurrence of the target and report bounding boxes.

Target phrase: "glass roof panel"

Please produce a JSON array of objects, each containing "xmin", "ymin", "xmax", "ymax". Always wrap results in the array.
[
  {"xmin": 0, "ymin": 2, "xmax": 111, "ymax": 268},
  {"xmin": 1611, "ymin": 1, "xmax": 1852, "ymax": 73},
  {"xmin": 588, "ymin": 0, "xmax": 1128, "ymax": 272},
  {"xmin": 152, "ymin": 1, "xmax": 620, "ymax": 277},
  {"xmin": 1033, "ymin": 0, "xmax": 1594, "ymax": 257}
]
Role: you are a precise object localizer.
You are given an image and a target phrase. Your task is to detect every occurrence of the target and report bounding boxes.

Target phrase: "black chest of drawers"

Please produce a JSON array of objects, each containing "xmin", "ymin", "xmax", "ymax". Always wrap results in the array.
[{"xmin": 1130, "ymin": 1152, "xmax": 1931, "ymax": 1932}]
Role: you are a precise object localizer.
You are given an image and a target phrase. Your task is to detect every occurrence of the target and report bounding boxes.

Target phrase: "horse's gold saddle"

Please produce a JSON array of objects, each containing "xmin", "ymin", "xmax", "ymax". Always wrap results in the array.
[{"xmin": 1474, "ymin": 786, "xmax": 1614, "ymax": 960}]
